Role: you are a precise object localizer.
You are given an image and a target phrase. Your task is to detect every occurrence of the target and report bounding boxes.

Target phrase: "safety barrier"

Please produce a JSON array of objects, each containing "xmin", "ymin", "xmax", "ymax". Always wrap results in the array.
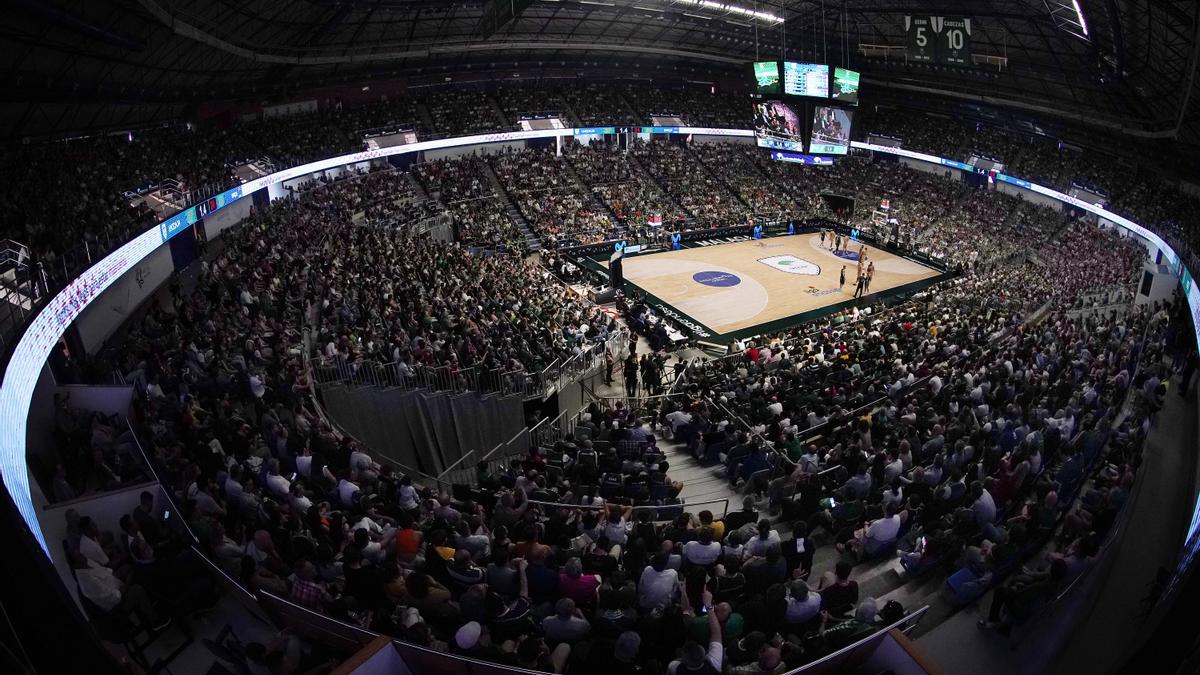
[{"xmin": 253, "ymin": 587, "xmax": 932, "ymax": 675}]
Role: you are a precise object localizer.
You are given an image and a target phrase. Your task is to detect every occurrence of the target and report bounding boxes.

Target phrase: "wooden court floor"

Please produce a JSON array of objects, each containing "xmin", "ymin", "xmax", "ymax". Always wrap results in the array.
[{"xmin": 610, "ymin": 234, "xmax": 940, "ymax": 334}]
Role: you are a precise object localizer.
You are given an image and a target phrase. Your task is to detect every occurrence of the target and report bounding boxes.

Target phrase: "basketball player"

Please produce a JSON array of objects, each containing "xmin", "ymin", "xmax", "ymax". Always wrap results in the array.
[
  {"xmin": 866, "ymin": 261, "xmax": 875, "ymax": 293},
  {"xmin": 820, "ymin": 229, "xmax": 826, "ymax": 248},
  {"xmin": 854, "ymin": 272, "xmax": 865, "ymax": 299},
  {"xmin": 839, "ymin": 266, "xmax": 846, "ymax": 290}
]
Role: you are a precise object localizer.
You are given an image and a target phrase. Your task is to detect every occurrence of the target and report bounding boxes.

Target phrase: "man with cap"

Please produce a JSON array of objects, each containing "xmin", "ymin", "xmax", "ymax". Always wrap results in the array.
[{"xmin": 451, "ymin": 620, "xmax": 485, "ymax": 657}]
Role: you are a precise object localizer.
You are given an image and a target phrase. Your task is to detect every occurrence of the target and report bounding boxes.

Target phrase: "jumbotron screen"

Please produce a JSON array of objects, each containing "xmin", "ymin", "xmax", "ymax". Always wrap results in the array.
[
  {"xmin": 783, "ymin": 62, "xmax": 829, "ymax": 98},
  {"xmin": 810, "ymin": 106, "xmax": 854, "ymax": 155},
  {"xmin": 832, "ymin": 68, "xmax": 860, "ymax": 105},
  {"xmin": 752, "ymin": 61, "xmax": 781, "ymax": 96},
  {"xmin": 754, "ymin": 101, "xmax": 805, "ymax": 152}
]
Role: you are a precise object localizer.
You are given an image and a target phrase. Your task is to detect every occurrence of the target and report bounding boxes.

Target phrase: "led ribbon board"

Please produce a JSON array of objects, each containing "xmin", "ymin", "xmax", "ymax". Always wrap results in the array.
[{"xmin": 1, "ymin": 127, "xmax": 1194, "ymax": 559}]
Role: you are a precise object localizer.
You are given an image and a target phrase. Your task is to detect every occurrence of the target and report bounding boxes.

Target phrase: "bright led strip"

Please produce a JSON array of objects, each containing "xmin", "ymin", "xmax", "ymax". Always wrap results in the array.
[
  {"xmin": 1072, "ymin": 0, "xmax": 1089, "ymax": 36},
  {"xmin": 2, "ymin": 126, "xmax": 1196, "ymax": 559},
  {"xmin": 666, "ymin": 0, "xmax": 784, "ymax": 24}
]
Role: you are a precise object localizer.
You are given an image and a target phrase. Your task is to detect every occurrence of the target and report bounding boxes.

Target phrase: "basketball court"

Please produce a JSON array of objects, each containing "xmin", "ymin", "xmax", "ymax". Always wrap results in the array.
[{"xmin": 604, "ymin": 233, "xmax": 943, "ymax": 337}]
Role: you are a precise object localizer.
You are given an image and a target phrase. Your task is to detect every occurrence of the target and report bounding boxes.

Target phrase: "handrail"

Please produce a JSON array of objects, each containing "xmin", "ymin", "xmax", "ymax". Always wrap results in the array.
[
  {"xmin": 303, "ymin": 351, "xmax": 451, "ymax": 490},
  {"xmin": 125, "ymin": 417, "xmax": 200, "ymax": 544},
  {"xmin": 781, "ymin": 605, "xmax": 932, "ymax": 675},
  {"xmin": 436, "ymin": 449, "xmax": 476, "ymax": 480},
  {"xmin": 524, "ymin": 495, "xmax": 732, "ymax": 519}
]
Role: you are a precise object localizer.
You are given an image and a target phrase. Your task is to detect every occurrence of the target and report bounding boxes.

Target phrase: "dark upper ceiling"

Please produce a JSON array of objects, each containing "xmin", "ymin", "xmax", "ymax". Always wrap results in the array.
[{"xmin": 3, "ymin": 0, "xmax": 1199, "ymax": 141}]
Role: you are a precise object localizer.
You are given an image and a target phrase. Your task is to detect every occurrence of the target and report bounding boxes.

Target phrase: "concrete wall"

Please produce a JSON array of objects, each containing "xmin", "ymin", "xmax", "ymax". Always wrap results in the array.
[
  {"xmin": 997, "ymin": 180, "xmax": 1062, "ymax": 210},
  {"xmin": 424, "ymin": 140, "xmax": 527, "ymax": 161},
  {"xmin": 53, "ymin": 385, "xmax": 134, "ymax": 419},
  {"xmin": 37, "ymin": 481, "xmax": 164, "ymax": 609},
  {"xmin": 1135, "ymin": 263, "xmax": 1178, "ymax": 306},
  {"xmin": 900, "ymin": 157, "xmax": 960, "ymax": 180},
  {"xmin": 74, "ymin": 242, "xmax": 174, "ymax": 353},
  {"xmin": 203, "ymin": 194, "xmax": 254, "ymax": 240},
  {"xmin": 692, "ymin": 134, "xmax": 754, "ymax": 145}
]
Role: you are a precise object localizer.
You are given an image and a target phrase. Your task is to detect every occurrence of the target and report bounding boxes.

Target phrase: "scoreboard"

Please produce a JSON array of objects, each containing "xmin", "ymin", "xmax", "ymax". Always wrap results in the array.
[{"xmin": 905, "ymin": 16, "xmax": 972, "ymax": 66}]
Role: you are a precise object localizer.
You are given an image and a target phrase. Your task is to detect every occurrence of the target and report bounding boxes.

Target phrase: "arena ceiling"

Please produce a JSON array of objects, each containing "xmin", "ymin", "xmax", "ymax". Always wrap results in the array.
[{"xmin": 3, "ymin": 0, "xmax": 1199, "ymax": 143}]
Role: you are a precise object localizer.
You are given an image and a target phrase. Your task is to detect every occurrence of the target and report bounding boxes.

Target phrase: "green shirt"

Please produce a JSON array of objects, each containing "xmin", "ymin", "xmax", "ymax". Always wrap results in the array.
[
  {"xmin": 690, "ymin": 611, "xmax": 745, "ymax": 643},
  {"xmin": 782, "ymin": 438, "xmax": 804, "ymax": 462}
]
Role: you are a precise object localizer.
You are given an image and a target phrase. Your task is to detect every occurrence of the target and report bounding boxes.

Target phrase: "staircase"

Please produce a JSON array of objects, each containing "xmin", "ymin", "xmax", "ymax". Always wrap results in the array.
[
  {"xmin": 652, "ymin": 422, "xmax": 955, "ymax": 638},
  {"xmin": 485, "ymin": 94, "xmax": 513, "ymax": 130},
  {"xmin": 480, "ymin": 160, "xmax": 543, "ymax": 251},
  {"xmin": 558, "ymin": 97, "xmax": 585, "ymax": 127},
  {"xmin": 683, "ymin": 144, "xmax": 757, "ymax": 214},
  {"xmin": 406, "ymin": 172, "xmax": 431, "ymax": 202},
  {"xmin": 616, "ymin": 90, "xmax": 646, "ymax": 125},
  {"xmin": 627, "ymin": 153, "xmax": 699, "ymax": 229},
  {"xmin": 561, "ymin": 156, "xmax": 626, "ymax": 234},
  {"xmin": 416, "ymin": 102, "xmax": 437, "ymax": 137}
]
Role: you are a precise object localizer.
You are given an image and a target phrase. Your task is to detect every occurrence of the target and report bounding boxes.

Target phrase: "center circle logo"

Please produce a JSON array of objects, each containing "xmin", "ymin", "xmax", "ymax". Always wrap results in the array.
[
  {"xmin": 833, "ymin": 250, "xmax": 861, "ymax": 261},
  {"xmin": 693, "ymin": 271, "xmax": 742, "ymax": 287}
]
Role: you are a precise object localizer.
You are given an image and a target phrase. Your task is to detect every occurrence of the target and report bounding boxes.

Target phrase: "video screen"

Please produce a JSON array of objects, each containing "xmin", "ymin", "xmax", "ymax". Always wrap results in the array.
[
  {"xmin": 783, "ymin": 62, "xmax": 829, "ymax": 98},
  {"xmin": 832, "ymin": 67, "xmax": 860, "ymax": 105},
  {"xmin": 752, "ymin": 61, "xmax": 781, "ymax": 96},
  {"xmin": 754, "ymin": 101, "xmax": 805, "ymax": 152},
  {"xmin": 810, "ymin": 106, "xmax": 853, "ymax": 155}
]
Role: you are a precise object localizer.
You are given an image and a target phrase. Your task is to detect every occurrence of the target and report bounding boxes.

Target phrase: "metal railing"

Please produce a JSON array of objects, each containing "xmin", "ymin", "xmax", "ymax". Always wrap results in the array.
[{"xmin": 312, "ymin": 327, "xmax": 628, "ymax": 402}]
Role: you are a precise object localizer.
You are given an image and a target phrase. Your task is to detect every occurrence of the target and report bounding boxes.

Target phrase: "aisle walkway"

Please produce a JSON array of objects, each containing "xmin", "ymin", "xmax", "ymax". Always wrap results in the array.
[{"xmin": 584, "ymin": 328, "xmax": 950, "ymax": 636}]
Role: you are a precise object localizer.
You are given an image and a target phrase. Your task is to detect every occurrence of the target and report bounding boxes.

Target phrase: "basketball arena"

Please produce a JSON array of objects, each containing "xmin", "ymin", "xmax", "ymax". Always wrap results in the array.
[
  {"xmin": 595, "ymin": 233, "xmax": 946, "ymax": 338},
  {"xmin": 2, "ymin": 4, "xmax": 1200, "ymax": 675}
]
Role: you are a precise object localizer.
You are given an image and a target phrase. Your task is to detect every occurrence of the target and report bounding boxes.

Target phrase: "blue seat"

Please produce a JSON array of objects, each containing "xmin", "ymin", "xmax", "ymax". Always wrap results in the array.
[{"xmin": 946, "ymin": 566, "xmax": 985, "ymax": 606}]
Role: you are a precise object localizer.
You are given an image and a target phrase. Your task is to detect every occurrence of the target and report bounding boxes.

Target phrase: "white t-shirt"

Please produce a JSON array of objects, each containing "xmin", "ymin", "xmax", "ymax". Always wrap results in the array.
[
  {"xmin": 398, "ymin": 484, "xmax": 420, "ymax": 510},
  {"xmin": 683, "ymin": 540, "xmax": 722, "ymax": 566},
  {"xmin": 785, "ymin": 591, "xmax": 822, "ymax": 623},
  {"xmin": 866, "ymin": 515, "xmax": 901, "ymax": 542},
  {"xmin": 745, "ymin": 531, "xmax": 781, "ymax": 557},
  {"xmin": 604, "ymin": 517, "xmax": 630, "ymax": 545},
  {"xmin": 266, "ymin": 473, "xmax": 291, "ymax": 497},
  {"xmin": 638, "ymin": 566, "xmax": 679, "ymax": 609},
  {"xmin": 338, "ymin": 479, "xmax": 361, "ymax": 507},
  {"xmin": 79, "ymin": 534, "xmax": 109, "ymax": 566},
  {"xmin": 296, "ymin": 455, "xmax": 313, "ymax": 479}
]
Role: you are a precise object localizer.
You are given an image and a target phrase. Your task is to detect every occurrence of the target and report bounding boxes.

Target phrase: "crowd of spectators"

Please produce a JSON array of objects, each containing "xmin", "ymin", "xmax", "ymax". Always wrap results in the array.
[
  {"xmin": 689, "ymin": 144, "xmax": 796, "ymax": 220},
  {"xmin": 496, "ymin": 87, "xmax": 570, "ymax": 127},
  {"xmin": 425, "ymin": 90, "xmax": 509, "ymax": 138},
  {"xmin": 415, "ymin": 156, "xmax": 495, "ymax": 202},
  {"xmin": 631, "ymin": 140, "xmax": 751, "ymax": 227},
  {"xmin": 37, "ymin": 95, "xmax": 1199, "ymax": 675},
  {"xmin": 8, "ymin": 87, "xmax": 1200, "ymax": 287},
  {"xmin": 649, "ymin": 201, "xmax": 1176, "ymax": 642},
  {"xmin": 623, "ymin": 86, "xmax": 753, "ymax": 129},
  {"xmin": 564, "ymin": 143, "xmax": 689, "ymax": 231},
  {"xmin": 0, "ymin": 125, "xmax": 253, "ymax": 278},
  {"xmin": 559, "ymin": 85, "xmax": 640, "ymax": 127},
  {"xmin": 490, "ymin": 148, "xmax": 619, "ymax": 246}
]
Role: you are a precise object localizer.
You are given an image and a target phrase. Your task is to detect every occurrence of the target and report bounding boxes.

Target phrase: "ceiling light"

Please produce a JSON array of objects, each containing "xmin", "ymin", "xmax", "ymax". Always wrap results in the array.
[
  {"xmin": 660, "ymin": 0, "xmax": 783, "ymax": 23},
  {"xmin": 1071, "ymin": 0, "xmax": 1088, "ymax": 36}
]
